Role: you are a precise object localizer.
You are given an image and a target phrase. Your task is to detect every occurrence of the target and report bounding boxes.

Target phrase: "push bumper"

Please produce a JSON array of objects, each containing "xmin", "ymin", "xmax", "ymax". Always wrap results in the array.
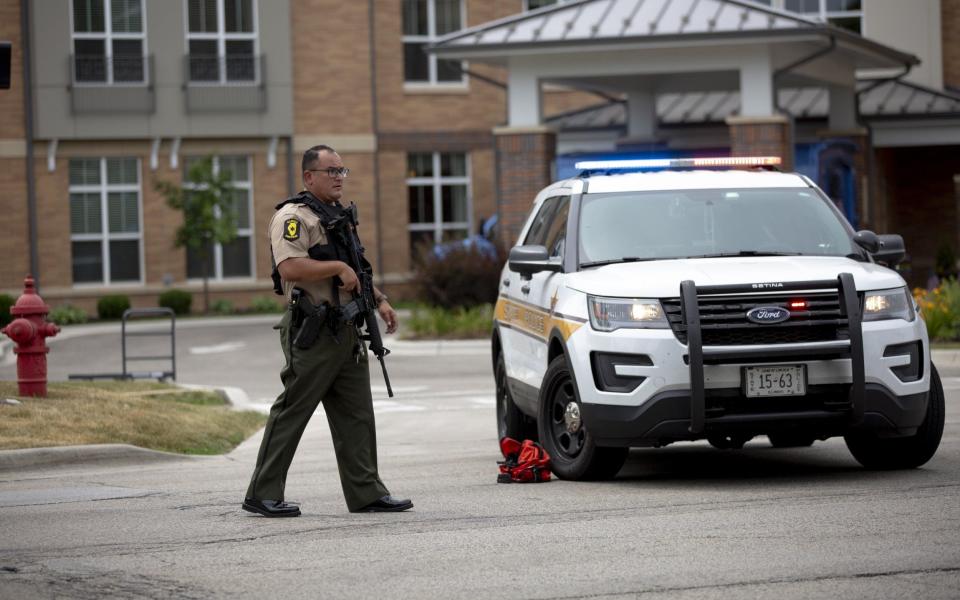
[{"xmin": 581, "ymin": 384, "xmax": 928, "ymax": 447}]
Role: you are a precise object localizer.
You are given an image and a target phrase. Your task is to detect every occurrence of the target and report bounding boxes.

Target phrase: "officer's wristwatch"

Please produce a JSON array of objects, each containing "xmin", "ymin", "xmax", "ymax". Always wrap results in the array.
[{"xmin": 375, "ymin": 294, "xmax": 388, "ymax": 306}]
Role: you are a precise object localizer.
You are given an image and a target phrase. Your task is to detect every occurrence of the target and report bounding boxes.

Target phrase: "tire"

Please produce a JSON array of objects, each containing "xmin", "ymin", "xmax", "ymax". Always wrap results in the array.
[
  {"xmin": 844, "ymin": 364, "xmax": 945, "ymax": 470},
  {"xmin": 495, "ymin": 354, "xmax": 536, "ymax": 442},
  {"xmin": 537, "ymin": 356, "xmax": 627, "ymax": 480},
  {"xmin": 708, "ymin": 434, "xmax": 752, "ymax": 450},
  {"xmin": 767, "ymin": 433, "xmax": 816, "ymax": 448}
]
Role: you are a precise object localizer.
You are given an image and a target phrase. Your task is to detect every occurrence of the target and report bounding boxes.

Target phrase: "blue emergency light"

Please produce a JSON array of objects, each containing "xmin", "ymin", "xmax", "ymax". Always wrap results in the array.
[{"xmin": 574, "ymin": 156, "xmax": 782, "ymax": 171}]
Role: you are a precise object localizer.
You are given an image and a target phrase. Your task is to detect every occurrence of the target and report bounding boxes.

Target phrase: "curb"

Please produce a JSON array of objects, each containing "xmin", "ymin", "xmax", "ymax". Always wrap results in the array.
[{"xmin": 0, "ymin": 444, "xmax": 204, "ymax": 473}]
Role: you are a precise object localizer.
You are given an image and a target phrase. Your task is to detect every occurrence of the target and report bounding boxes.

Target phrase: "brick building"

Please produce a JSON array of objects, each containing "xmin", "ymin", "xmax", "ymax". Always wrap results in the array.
[{"xmin": 1, "ymin": 0, "xmax": 959, "ymax": 313}]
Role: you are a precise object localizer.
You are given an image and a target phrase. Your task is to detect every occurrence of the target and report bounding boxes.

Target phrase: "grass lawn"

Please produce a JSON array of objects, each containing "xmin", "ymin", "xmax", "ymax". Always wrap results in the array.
[{"xmin": 0, "ymin": 381, "xmax": 266, "ymax": 455}]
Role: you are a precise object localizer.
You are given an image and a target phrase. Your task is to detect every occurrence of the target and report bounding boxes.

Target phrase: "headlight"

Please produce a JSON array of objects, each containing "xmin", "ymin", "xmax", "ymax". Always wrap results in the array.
[
  {"xmin": 863, "ymin": 287, "xmax": 915, "ymax": 322},
  {"xmin": 588, "ymin": 296, "xmax": 668, "ymax": 331}
]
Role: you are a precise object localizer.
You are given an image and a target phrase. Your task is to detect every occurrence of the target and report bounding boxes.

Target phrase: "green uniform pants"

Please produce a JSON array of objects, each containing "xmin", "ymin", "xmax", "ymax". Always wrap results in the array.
[{"xmin": 246, "ymin": 310, "xmax": 389, "ymax": 511}]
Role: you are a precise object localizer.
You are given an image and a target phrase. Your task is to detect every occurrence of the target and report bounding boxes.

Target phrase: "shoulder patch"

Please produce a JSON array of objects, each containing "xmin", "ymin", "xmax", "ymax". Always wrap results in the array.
[{"xmin": 283, "ymin": 218, "xmax": 302, "ymax": 241}]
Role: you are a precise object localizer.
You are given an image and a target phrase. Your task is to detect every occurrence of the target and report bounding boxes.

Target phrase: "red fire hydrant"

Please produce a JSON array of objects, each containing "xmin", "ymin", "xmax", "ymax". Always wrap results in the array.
[{"xmin": 2, "ymin": 276, "xmax": 60, "ymax": 397}]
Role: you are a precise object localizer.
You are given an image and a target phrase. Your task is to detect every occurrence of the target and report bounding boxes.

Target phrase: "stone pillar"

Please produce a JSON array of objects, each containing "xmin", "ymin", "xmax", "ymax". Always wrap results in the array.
[
  {"xmin": 726, "ymin": 115, "xmax": 793, "ymax": 171},
  {"xmin": 494, "ymin": 126, "xmax": 556, "ymax": 248}
]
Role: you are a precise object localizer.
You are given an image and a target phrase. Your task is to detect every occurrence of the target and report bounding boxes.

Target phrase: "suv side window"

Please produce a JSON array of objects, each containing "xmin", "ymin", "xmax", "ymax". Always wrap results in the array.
[
  {"xmin": 524, "ymin": 196, "xmax": 569, "ymax": 256},
  {"xmin": 524, "ymin": 196, "xmax": 561, "ymax": 247},
  {"xmin": 544, "ymin": 196, "xmax": 570, "ymax": 258}
]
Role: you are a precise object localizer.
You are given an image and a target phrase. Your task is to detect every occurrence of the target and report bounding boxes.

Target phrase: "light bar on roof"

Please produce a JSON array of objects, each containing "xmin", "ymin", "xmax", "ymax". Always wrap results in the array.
[{"xmin": 574, "ymin": 156, "xmax": 782, "ymax": 170}]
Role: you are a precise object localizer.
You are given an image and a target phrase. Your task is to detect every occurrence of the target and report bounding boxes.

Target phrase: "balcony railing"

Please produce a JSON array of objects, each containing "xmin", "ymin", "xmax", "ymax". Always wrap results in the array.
[
  {"xmin": 186, "ymin": 53, "xmax": 260, "ymax": 84},
  {"xmin": 72, "ymin": 54, "xmax": 149, "ymax": 85},
  {"xmin": 183, "ymin": 54, "xmax": 267, "ymax": 113},
  {"xmin": 69, "ymin": 54, "xmax": 155, "ymax": 114}
]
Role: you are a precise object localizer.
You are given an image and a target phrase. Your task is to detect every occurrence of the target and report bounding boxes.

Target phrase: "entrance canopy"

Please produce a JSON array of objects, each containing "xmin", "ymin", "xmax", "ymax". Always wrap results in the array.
[{"xmin": 432, "ymin": 0, "xmax": 919, "ymax": 133}]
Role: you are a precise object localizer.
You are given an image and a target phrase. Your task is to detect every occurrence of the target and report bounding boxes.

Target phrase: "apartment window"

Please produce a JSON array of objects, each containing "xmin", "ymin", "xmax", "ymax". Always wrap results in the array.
[
  {"xmin": 407, "ymin": 152, "xmax": 471, "ymax": 256},
  {"xmin": 782, "ymin": 0, "xmax": 862, "ymax": 34},
  {"xmin": 524, "ymin": 0, "xmax": 568, "ymax": 10},
  {"xmin": 402, "ymin": 0, "xmax": 465, "ymax": 85},
  {"xmin": 184, "ymin": 156, "xmax": 254, "ymax": 279},
  {"xmin": 69, "ymin": 158, "xmax": 143, "ymax": 285},
  {"xmin": 186, "ymin": 0, "xmax": 258, "ymax": 83},
  {"xmin": 71, "ymin": 0, "xmax": 146, "ymax": 84}
]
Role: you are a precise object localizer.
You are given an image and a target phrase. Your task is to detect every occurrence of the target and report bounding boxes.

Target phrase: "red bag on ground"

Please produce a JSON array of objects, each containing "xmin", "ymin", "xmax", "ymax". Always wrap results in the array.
[{"xmin": 498, "ymin": 437, "xmax": 552, "ymax": 483}]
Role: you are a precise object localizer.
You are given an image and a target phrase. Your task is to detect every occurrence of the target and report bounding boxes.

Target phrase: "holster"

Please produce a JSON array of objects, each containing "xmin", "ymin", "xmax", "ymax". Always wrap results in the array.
[{"xmin": 292, "ymin": 293, "xmax": 333, "ymax": 350}]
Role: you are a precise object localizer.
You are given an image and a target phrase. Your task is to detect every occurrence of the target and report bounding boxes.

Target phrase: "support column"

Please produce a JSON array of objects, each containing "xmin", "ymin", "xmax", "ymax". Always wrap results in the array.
[
  {"xmin": 729, "ymin": 50, "xmax": 793, "ymax": 168},
  {"xmin": 626, "ymin": 89, "xmax": 657, "ymax": 140},
  {"xmin": 507, "ymin": 62, "xmax": 542, "ymax": 128},
  {"xmin": 494, "ymin": 126, "xmax": 556, "ymax": 248},
  {"xmin": 828, "ymin": 85, "xmax": 858, "ymax": 131},
  {"xmin": 726, "ymin": 115, "xmax": 793, "ymax": 170}
]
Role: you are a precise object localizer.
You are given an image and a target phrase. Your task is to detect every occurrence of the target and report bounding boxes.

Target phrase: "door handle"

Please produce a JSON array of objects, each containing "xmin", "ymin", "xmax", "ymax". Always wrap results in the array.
[
  {"xmin": 502, "ymin": 279, "xmax": 510, "ymax": 287},
  {"xmin": 521, "ymin": 284, "xmax": 530, "ymax": 294}
]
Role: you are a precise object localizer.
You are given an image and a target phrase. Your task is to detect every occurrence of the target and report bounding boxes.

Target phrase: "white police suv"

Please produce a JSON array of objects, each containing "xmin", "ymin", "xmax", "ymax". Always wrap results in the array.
[{"xmin": 493, "ymin": 157, "xmax": 944, "ymax": 480}]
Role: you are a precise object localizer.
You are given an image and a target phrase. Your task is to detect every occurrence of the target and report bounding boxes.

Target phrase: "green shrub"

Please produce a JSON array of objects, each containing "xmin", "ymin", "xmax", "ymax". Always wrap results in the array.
[
  {"xmin": 249, "ymin": 296, "xmax": 284, "ymax": 314},
  {"xmin": 97, "ymin": 294, "xmax": 131, "ymax": 320},
  {"xmin": 405, "ymin": 303, "xmax": 493, "ymax": 339},
  {"xmin": 48, "ymin": 305, "xmax": 89, "ymax": 326},
  {"xmin": 211, "ymin": 299, "xmax": 235, "ymax": 315},
  {"xmin": 0, "ymin": 293, "xmax": 13, "ymax": 328},
  {"xmin": 158, "ymin": 289, "xmax": 192, "ymax": 315},
  {"xmin": 412, "ymin": 244, "xmax": 504, "ymax": 309},
  {"xmin": 915, "ymin": 280, "xmax": 960, "ymax": 341}
]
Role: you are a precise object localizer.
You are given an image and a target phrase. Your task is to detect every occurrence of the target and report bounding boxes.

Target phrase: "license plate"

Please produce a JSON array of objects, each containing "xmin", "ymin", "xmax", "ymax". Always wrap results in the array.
[{"xmin": 744, "ymin": 365, "xmax": 806, "ymax": 397}]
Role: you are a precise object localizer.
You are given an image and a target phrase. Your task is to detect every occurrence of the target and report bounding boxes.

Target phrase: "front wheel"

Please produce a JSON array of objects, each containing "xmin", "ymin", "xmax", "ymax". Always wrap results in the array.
[
  {"xmin": 537, "ymin": 356, "xmax": 627, "ymax": 480},
  {"xmin": 844, "ymin": 364, "xmax": 945, "ymax": 470}
]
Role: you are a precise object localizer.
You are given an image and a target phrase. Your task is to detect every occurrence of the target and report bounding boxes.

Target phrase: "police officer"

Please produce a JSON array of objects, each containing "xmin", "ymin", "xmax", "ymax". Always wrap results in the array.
[{"xmin": 242, "ymin": 145, "xmax": 412, "ymax": 516}]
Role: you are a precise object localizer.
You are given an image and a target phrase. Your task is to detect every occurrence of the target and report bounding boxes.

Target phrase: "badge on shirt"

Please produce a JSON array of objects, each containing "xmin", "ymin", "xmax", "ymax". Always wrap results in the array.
[{"xmin": 283, "ymin": 218, "xmax": 301, "ymax": 241}]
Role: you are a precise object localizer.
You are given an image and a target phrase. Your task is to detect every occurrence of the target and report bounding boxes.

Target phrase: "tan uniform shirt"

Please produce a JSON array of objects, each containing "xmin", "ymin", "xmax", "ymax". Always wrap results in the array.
[{"xmin": 270, "ymin": 202, "xmax": 346, "ymax": 306}]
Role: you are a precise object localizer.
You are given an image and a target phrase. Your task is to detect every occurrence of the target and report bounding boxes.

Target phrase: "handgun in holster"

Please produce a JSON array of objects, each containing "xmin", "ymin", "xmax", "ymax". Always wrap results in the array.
[{"xmin": 292, "ymin": 292, "xmax": 329, "ymax": 350}]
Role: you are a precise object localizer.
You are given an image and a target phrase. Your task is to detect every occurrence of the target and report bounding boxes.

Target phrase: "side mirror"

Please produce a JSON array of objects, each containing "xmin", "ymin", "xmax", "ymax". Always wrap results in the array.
[
  {"xmin": 853, "ymin": 230, "xmax": 880, "ymax": 253},
  {"xmin": 874, "ymin": 234, "xmax": 906, "ymax": 267},
  {"xmin": 508, "ymin": 245, "xmax": 561, "ymax": 277}
]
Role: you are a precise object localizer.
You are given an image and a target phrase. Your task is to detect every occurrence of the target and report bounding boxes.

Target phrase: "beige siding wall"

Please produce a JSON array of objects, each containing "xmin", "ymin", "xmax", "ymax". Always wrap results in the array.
[{"xmin": 864, "ymin": 0, "xmax": 943, "ymax": 89}]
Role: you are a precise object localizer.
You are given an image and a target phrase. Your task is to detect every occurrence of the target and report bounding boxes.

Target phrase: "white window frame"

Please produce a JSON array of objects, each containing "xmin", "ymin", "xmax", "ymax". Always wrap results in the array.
[
  {"xmin": 69, "ymin": 157, "xmax": 145, "ymax": 287},
  {"xmin": 406, "ymin": 152, "xmax": 473, "ymax": 245},
  {"xmin": 70, "ymin": 0, "xmax": 149, "ymax": 86},
  {"xmin": 183, "ymin": 155, "xmax": 256, "ymax": 281},
  {"xmin": 402, "ymin": 0, "xmax": 467, "ymax": 89},
  {"xmin": 776, "ymin": 0, "xmax": 864, "ymax": 34},
  {"xmin": 184, "ymin": 0, "xmax": 260, "ymax": 86}
]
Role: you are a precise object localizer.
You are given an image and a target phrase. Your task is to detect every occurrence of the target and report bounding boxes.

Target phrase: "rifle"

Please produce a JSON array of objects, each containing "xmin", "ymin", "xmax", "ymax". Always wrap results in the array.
[{"xmin": 323, "ymin": 203, "xmax": 394, "ymax": 397}]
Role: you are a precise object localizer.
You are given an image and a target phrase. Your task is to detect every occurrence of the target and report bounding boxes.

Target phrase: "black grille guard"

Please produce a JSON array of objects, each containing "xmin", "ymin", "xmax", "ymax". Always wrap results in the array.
[{"xmin": 680, "ymin": 274, "xmax": 865, "ymax": 434}]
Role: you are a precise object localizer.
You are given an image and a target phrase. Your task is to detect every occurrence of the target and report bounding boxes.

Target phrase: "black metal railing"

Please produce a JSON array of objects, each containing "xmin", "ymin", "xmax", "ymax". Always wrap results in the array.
[
  {"xmin": 72, "ymin": 54, "xmax": 148, "ymax": 84},
  {"xmin": 186, "ymin": 53, "xmax": 259, "ymax": 84},
  {"xmin": 183, "ymin": 54, "xmax": 267, "ymax": 112},
  {"xmin": 69, "ymin": 55, "xmax": 155, "ymax": 114}
]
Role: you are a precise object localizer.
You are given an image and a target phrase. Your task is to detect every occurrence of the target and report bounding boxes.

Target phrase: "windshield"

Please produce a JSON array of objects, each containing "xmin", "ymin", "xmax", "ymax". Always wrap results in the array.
[{"xmin": 578, "ymin": 188, "xmax": 859, "ymax": 266}]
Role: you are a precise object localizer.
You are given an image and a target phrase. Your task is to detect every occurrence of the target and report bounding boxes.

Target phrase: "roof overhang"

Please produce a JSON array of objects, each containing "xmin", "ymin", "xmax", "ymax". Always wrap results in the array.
[{"xmin": 430, "ymin": 0, "xmax": 918, "ymax": 72}]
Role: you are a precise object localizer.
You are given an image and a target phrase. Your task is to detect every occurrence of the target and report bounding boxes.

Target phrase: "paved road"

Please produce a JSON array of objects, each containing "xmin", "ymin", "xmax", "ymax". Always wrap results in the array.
[{"xmin": 1, "ymin": 318, "xmax": 958, "ymax": 599}]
